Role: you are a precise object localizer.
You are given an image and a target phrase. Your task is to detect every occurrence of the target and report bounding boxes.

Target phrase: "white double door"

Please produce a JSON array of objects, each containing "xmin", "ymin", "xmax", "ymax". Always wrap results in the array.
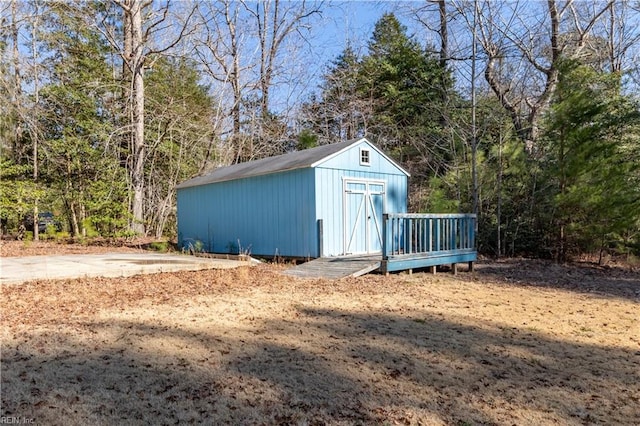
[{"xmin": 342, "ymin": 179, "xmax": 386, "ymax": 255}]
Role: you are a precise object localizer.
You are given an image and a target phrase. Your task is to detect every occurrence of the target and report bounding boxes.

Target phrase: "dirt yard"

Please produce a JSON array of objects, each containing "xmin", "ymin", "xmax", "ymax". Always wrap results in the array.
[{"xmin": 1, "ymin": 241, "xmax": 639, "ymax": 425}]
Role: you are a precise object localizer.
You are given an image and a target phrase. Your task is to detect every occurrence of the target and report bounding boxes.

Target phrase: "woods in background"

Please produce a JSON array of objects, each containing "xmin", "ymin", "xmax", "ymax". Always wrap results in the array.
[{"xmin": 1, "ymin": 0, "xmax": 639, "ymax": 261}]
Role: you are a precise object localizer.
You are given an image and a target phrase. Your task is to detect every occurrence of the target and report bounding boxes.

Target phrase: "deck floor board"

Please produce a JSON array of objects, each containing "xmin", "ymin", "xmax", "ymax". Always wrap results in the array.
[{"xmin": 283, "ymin": 255, "xmax": 381, "ymax": 279}]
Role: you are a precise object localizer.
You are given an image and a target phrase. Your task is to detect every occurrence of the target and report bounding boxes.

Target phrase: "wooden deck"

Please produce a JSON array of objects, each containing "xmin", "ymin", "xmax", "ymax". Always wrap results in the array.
[
  {"xmin": 285, "ymin": 214, "xmax": 478, "ymax": 279},
  {"xmin": 283, "ymin": 255, "xmax": 381, "ymax": 279},
  {"xmin": 381, "ymin": 213, "xmax": 477, "ymax": 273}
]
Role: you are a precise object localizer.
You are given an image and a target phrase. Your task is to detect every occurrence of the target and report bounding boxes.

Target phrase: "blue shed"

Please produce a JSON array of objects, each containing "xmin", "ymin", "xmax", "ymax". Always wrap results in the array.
[{"xmin": 176, "ymin": 138, "xmax": 409, "ymax": 258}]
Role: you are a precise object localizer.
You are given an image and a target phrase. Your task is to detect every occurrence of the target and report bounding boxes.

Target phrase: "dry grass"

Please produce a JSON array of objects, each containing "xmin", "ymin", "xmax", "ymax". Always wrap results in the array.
[{"xmin": 1, "ymin": 259, "xmax": 639, "ymax": 425}]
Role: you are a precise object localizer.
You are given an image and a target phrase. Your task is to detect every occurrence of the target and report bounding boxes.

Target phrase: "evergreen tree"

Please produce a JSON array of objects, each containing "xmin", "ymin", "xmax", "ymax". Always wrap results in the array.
[
  {"xmin": 0, "ymin": 160, "xmax": 43, "ymax": 235},
  {"xmin": 362, "ymin": 13, "xmax": 453, "ymax": 176},
  {"xmin": 299, "ymin": 46, "xmax": 366, "ymax": 145},
  {"xmin": 541, "ymin": 60, "xmax": 640, "ymax": 262},
  {"xmin": 38, "ymin": 2, "xmax": 128, "ymax": 237},
  {"xmin": 300, "ymin": 13, "xmax": 455, "ymax": 184}
]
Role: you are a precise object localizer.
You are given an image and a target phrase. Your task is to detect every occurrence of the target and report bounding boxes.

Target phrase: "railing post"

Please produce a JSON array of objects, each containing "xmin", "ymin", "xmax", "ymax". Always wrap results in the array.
[
  {"xmin": 418, "ymin": 218, "xmax": 423, "ymax": 253},
  {"xmin": 461, "ymin": 217, "xmax": 467, "ymax": 249},
  {"xmin": 471, "ymin": 215, "xmax": 477, "ymax": 249},
  {"xmin": 317, "ymin": 219, "xmax": 323, "ymax": 258},
  {"xmin": 396, "ymin": 216, "xmax": 400, "ymax": 255},
  {"xmin": 382, "ymin": 213, "xmax": 389, "ymax": 260},
  {"xmin": 452, "ymin": 218, "xmax": 458, "ymax": 250},
  {"xmin": 407, "ymin": 217, "xmax": 413, "ymax": 254}
]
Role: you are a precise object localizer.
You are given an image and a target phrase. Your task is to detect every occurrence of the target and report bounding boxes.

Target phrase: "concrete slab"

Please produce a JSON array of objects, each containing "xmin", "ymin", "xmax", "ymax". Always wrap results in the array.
[{"xmin": 0, "ymin": 253, "xmax": 250, "ymax": 285}]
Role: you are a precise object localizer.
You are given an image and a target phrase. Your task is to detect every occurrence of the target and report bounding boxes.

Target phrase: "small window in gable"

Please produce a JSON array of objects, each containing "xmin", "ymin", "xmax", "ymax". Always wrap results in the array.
[{"xmin": 360, "ymin": 148, "xmax": 370, "ymax": 166}]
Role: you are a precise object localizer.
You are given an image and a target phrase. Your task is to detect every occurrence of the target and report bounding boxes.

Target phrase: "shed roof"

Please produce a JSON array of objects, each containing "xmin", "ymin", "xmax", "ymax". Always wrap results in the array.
[{"xmin": 176, "ymin": 138, "xmax": 409, "ymax": 189}]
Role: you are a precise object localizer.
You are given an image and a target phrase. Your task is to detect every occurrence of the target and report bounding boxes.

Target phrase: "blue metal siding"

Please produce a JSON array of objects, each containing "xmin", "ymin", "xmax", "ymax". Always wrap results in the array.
[
  {"xmin": 178, "ymin": 168, "xmax": 317, "ymax": 257},
  {"xmin": 315, "ymin": 167, "xmax": 407, "ymax": 257},
  {"xmin": 318, "ymin": 140, "xmax": 406, "ymax": 176},
  {"xmin": 177, "ymin": 140, "xmax": 408, "ymax": 258}
]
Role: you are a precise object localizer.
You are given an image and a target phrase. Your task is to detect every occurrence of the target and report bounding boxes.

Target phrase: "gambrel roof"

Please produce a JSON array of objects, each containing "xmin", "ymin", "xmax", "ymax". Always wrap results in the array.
[{"xmin": 176, "ymin": 138, "xmax": 409, "ymax": 189}]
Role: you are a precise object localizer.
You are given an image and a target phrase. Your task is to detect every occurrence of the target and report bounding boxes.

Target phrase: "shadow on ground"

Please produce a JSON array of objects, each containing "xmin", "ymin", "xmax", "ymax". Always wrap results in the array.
[{"xmin": 2, "ymin": 305, "xmax": 639, "ymax": 424}]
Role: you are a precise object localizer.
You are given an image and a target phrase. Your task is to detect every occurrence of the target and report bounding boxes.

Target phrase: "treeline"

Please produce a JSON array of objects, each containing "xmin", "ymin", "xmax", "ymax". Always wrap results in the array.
[{"xmin": 1, "ymin": 1, "xmax": 639, "ymax": 262}]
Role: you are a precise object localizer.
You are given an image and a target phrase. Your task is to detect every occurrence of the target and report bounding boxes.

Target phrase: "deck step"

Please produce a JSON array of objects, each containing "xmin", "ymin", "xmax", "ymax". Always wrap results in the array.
[{"xmin": 283, "ymin": 255, "xmax": 381, "ymax": 279}]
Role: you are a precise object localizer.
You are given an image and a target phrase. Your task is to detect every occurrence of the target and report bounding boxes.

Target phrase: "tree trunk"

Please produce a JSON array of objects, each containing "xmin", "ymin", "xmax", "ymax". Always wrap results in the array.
[
  {"xmin": 438, "ymin": 0, "xmax": 447, "ymax": 69},
  {"xmin": 470, "ymin": 0, "xmax": 479, "ymax": 220},
  {"xmin": 65, "ymin": 159, "xmax": 81, "ymax": 237},
  {"xmin": 557, "ymin": 125, "xmax": 566, "ymax": 263},
  {"xmin": 497, "ymin": 130, "xmax": 503, "ymax": 258},
  {"xmin": 10, "ymin": 0, "xmax": 23, "ymax": 150},
  {"xmin": 70, "ymin": 203, "xmax": 80, "ymax": 237},
  {"xmin": 121, "ymin": 0, "xmax": 133, "ymax": 168},
  {"xmin": 257, "ymin": 0, "xmax": 271, "ymax": 119},
  {"xmin": 229, "ymin": 4, "xmax": 241, "ymax": 139},
  {"xmin": 30, "ymin": 1, "xmax": 40, "ymax": 241},
  {"xmin": 131, "ymin": 66, "xmax": 146, "ymax": 235},
  {"xmin": 128, "ymin": 0, "xmax": 146, "ymax": 235}
]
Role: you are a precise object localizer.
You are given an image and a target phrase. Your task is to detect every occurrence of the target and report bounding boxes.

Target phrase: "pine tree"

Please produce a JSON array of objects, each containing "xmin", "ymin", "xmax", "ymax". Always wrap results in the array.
[
  {"xmin": 542, "ymin": 60, "xmax": 640, "ymax": 262},
  {"xmin": 38, "ymin": 2, "xmax": 127, "ymax": 237},
  {"xmin": 299, "ymin": 46, "xmax": 367, "ymax": 144},
  {"xmin": 362, "ymin": 13, "xmax": 453, "ymax": 176},
  {"xmin": 300, "ymin": 13, "xmax": 454, "ymax": 181}
]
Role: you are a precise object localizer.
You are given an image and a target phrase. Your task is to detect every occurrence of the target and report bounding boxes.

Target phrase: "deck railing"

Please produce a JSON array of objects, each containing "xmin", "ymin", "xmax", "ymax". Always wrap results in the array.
[{"xmin": 382, "ymin": 213, "xmax": 476, "ymax": 260}]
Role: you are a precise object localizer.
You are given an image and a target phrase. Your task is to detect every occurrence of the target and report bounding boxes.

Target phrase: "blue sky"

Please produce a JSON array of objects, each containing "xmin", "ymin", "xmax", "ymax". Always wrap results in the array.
[
  {"xmin": 276, "ymin": 1, "xmax": 421, "ymax": 111},
  {"xmin": 320, "ymin": 1, "xmax": 391, "ymax": 56},
  {"xmin": 313, "ymin": 1, "xmax": 423, "ymax": 63}
]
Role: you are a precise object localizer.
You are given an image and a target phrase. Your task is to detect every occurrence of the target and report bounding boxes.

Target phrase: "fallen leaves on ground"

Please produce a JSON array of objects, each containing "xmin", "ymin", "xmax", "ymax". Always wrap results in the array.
[{"xmin": 1, "ymin": 244, "xmax": 639, "ymax": 425}]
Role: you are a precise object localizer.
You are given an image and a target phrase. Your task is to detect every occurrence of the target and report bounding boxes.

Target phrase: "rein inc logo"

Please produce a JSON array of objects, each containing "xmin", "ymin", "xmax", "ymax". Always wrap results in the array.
[{"xmin": 0, "ymin": 418, "xmax": 34, "ymax": 424}]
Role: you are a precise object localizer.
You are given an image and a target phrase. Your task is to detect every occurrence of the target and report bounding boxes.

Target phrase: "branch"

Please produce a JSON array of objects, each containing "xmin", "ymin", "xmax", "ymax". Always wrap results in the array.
[
  {"xmin": 145, "ymin": 3, "xmax": 198, "ymax": 56},
  {"xmin": 96, "ymin": 5, "xmax": 129, "ymax": 67},
  {"xmin": 112, "ymin": 0, "xmax": 131, "ymax": 13},
  {"xmin": 143, "ymin": 1, "xmax": 171, "ymax": 42},
  {"xmin": 569, "ymin": 0, "xmax": 614, "ymax": 57}
]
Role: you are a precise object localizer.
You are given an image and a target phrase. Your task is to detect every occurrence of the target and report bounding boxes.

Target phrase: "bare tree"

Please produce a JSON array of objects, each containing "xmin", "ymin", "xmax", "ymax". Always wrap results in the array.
[
  {"xmin": 414, "ymin": 1, "xmax": 620, "ymax": 151},
  {"xmin": 408, "ymin": 0, "xmax": 475, "ymax": 210},
  {"xmin": 595, "ymin": 0, "xmax": 640, "ymax": 74},
  {"xmin": 241, "ymin": 0, "xmax": 321, "ymax": 119},
  {"xmin": 97, "ymin": 0, "xmax": 196, "ymax": 235},
  {"xmin": 28, "ymin": 0, "xmax": 43, "ymax": 240},
  {"xmin": 193, "ymin": 0, "xmax": 253, "ymax": 164},
  {"xmin": 242, "ymin": 0, "xmax": 322, "ymax": 159},
  {"xmin": 193, "ymin": 0, "xmax": 322, "ymax": 163},
  {"xmin": 0, "ymin": 0, "xmax": 24, "ymax": 159},
  {"xmin": 2, "ymin": 0, "xmax": 44, "ymax": 239},
  {"xmin": 472, "ymin": 0, "xmax": 615, "ymax": 149}
]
